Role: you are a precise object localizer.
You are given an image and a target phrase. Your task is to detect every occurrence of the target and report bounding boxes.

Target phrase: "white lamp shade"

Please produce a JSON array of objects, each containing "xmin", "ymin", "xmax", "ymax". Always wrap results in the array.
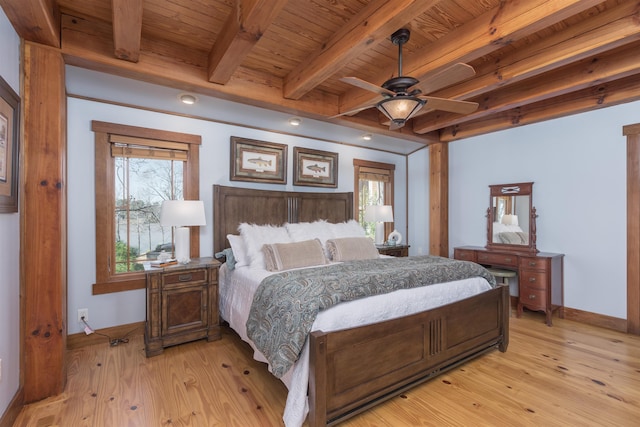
[
  {"xmin": 501, "ymin": 214, "xmax": 519, "ymax": 226},
  {"xmin": 364, "ymin": 205, "xmax": 394, "ymax": 245},
  {"xmin": 160, "ymin": 200, "xmax": 206, "ymax": 227},
  {"xmin": 364, "ymin": 205, "xmax": 394, "ymax": 223}
]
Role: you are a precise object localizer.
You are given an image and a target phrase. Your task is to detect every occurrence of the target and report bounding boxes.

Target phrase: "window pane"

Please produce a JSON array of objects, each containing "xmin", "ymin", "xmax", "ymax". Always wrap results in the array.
[
  {"xmin": 114, "ymin": 156, "xmax": 184, "ymax": 273},
  {"xmin": 359, "ymin": 178, "xmax": 385, "ymax": 240}
]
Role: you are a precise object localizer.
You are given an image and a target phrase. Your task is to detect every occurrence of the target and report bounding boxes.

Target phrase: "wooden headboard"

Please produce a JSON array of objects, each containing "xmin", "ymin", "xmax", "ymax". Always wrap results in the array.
[{"xmin": 213, "ymin": 185, "xmax": 354, "ymax": 253}]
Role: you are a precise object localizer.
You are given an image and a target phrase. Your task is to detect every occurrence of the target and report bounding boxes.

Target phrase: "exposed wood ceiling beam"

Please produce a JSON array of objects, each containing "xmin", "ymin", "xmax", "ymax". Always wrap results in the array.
[
  {"xmin": 0, "ymin": 0, "xmax": 60, "ymax": 47},
  {"xmin": 60, "ymin": 14, "xmax": 342, "ymax": 118},
  {"xmin": 413, "ymin": 41, "xmax": 640, "ymax": 134},
  {"xmin": 439, "ymin": 72, "xmax": 640, "ymax": 141},
  {"xmin": 337, "ymin": 0, "xmax": 605, "ymax": 116},
  {"xmin": 403, "ymin": 0, "xmax": 640, "ymax": 128},
  {"xmin": 282, "ymin": 0, "xmax": 443, "ymax": 100},
  {"xmin": 208, "ymin": 0, "xmax": 289, "ymax": 85},
  {"xmin": 111, "ymin": 0, "xmax": 143, "ymax": 62}
]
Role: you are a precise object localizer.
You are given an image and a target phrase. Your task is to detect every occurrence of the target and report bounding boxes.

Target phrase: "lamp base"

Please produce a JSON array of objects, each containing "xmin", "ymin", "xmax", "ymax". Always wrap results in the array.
[
  {"xmin": 374, "ymin": 222, "xmax": 385, "ymax": 245},
  {"xmin": 175, "ymin": 227, "xmax": 191, "ymax": 264}
]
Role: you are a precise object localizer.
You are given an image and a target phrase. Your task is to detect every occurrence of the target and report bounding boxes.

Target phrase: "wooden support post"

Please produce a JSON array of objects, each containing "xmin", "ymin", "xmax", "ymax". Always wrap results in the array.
[
  {"xmin": 624, "ymin": 123, "xmax": 640, "ymax": 335},
  {"xmin": 21, "ymin": 41, "xmax": 67, "ymax": 402},
  {"xmin": 429, "ymin": 143, "xmax": 449, "ymax": 257}
]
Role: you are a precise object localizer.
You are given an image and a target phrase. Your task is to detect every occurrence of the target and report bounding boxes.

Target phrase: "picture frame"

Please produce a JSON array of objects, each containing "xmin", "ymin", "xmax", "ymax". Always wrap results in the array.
[
  {"xmin": 293, "ymin": 147, "xmax": 338, "ymax": 188},
  {"xmin": 230, "ymin": 136, "xmax": 287, "ymax": 184},
  {"xmin": 0, "ymin": 76, "xmax": 20, "ymax": 213}
]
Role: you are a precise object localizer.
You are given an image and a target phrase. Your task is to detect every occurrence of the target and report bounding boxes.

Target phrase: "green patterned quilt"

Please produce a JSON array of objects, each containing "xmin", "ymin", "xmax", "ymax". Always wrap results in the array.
[{"xmin": 245, "ymin": 255, "xmax": 496, "ymax": 378}]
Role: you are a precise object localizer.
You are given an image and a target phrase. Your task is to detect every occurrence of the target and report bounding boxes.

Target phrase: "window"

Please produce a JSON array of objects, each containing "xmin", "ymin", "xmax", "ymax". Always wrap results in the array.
[
  {"xmin": 353, "ymin": 159, "xmax": 395, "ymax": 241},
  {"xmin": 92, "ymin": 121, "xmax": 201, "ymax": 294}
]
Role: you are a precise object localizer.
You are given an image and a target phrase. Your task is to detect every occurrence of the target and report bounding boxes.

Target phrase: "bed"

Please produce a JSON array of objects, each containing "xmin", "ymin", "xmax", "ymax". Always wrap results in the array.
[{"xmin": 213, "ymin": 185, "xmax": 510, "ymax": 427}]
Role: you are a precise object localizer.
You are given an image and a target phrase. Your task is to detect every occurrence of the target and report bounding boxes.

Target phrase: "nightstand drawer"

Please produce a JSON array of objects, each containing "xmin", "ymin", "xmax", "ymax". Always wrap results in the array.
[
  {"xmin": 476, "ymin": 252, "xmax": 518, "ymax": 267},
  {"xmin": 163, "ymin": 269, "xmax": 207, "ymax": 288}
]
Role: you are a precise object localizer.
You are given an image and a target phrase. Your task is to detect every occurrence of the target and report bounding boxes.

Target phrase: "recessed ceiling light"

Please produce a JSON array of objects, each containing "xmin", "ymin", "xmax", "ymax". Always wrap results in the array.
[
  {"xmin": 179, "ymin": 93, "xmax": 197, "ymax": 105},
  {"xmin": 289, "ymin": 117, "xmax": 302, "ymax": 126},
  {"xmin": 362, "ymin": 134, "xmax": 372, "ymax": 141}
]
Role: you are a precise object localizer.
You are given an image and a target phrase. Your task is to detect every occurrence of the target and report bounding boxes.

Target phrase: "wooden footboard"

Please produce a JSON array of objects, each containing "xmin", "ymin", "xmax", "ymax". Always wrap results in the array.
[{"xmin": 308, "ymin": 284, "xmax": 510, "ymax": 426}]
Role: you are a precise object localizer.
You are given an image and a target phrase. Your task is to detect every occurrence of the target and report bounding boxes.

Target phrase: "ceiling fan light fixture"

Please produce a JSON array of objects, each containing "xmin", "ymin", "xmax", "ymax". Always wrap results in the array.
[{"xmin": 376, "ymin": 96, "xmax": 425, "ymax": 124}]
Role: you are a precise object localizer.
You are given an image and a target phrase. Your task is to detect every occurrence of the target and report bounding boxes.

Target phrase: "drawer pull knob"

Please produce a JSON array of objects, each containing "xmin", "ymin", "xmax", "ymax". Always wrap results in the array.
[
  {"xmin": 505, "ymin": 258, "xmax": 512, "ymax": 262},
  {"xmin": 179, "ymin": 274, "xmax": 193, "ymax": 282},
  {"xmin": 529, "ymin": 277, "xmax": 536, "ymax": 282},
  {"xmin": 529, "ymin": 261, "xmax": 536, "ymax": 267},
  {"xmin": 528, "ymin": 294, "xmax": 536, "ymax": 299}
]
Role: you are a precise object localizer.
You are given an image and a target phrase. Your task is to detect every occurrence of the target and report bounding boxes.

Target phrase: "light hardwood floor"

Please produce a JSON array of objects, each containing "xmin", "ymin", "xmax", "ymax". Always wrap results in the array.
[{"xmin": 13, "ymin": 311, "xmax": 640, "ymax": 426}]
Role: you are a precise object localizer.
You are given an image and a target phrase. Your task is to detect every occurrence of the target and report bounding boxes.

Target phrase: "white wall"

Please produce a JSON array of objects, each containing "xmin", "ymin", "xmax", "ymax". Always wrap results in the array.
[
  {"xmin": 66, "ymin": 96, "xmax": 407, "ymax": 334},
  {"xmin": 446, "ymin": 105, "xmax": 632, "ymax": 319},
  {"xmin": 0, "ymin": 7, "xmax": 21, "ymax": 417},
  {"xmin": 407, "ymin": 148, "xmax": 429, "ymax": 256}
]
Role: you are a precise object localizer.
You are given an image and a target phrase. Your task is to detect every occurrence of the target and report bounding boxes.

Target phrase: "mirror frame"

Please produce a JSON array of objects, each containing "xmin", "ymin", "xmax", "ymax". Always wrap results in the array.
[{"xmin": 486, "ymin": 182, "xmax": 538, "ymax": 254}]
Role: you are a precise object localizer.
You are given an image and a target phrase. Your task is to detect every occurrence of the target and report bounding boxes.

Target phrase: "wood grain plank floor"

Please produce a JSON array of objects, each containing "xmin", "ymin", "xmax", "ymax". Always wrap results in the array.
[{"xmin": 13, "ymin": 311, "xmax": 640, "ymax": 426}]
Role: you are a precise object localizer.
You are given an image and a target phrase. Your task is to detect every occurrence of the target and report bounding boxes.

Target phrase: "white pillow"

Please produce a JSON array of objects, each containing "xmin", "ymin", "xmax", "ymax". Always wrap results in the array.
[
  {"xmin": 327, "ymin": 219, "xmax": 367, "ymax": 239},
  {"xmin": 286, "ymin": 219, "xmax": 367, "ymax": 258},
  {"xmin": 285, "ymin": 220, "xmax": 329, "ymax": 242},
  {"xmin": 226, "ymin": 234, "xmax": 248, "ymax": 268},
  {"xmin": 238, "ymin": 223, "xmax": 292, "ymax": 269}
]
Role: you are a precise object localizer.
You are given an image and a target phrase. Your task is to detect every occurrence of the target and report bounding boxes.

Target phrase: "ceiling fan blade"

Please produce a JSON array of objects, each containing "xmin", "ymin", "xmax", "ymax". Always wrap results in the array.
[
  {"xmin": 329, "ymin": 102, "xmax": 378, "ymax": 118},
  {"xmin": 419, "ymin": 96, "xmax": 479, "ymax": 114},
  {"xmin": 340, "ymin": 77, "xmax": 396, "ymax": 96},
  {"xmin": 409, "ymin": 63, "xmax": 476, "ymax": 95}
]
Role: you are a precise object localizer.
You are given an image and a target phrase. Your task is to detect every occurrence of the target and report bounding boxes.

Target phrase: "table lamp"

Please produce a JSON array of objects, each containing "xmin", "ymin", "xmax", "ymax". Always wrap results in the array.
[
  {"xmin": 364, "ymin": 205, "xmax": 394, "ymax": 245},
  {"xmin": 160, "ymin": 200, "xmax": 206, "ymax": 264}
]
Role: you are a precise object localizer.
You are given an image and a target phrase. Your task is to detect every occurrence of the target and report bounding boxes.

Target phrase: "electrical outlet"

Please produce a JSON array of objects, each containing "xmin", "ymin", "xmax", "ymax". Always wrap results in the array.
[{"xmin": 77, "ymin": 308, "xmax": 89, "ymax": 323}]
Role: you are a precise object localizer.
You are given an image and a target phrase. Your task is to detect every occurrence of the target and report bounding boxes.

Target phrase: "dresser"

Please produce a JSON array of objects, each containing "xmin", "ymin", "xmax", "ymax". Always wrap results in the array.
[
  {"xmin": 454, "ymin": 246, "xmax": 564, "ymax": 326},
  {"xmin": 144, "ymin": 257, "xmax": 221, "ymax": 357}
]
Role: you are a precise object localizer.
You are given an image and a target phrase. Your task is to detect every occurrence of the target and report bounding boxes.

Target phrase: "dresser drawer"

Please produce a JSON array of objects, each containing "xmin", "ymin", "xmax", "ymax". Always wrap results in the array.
[
  {"xmin": 454, "ymin": 249, "xmax": 476, "ymax": 262},
  {"xmin": 519, "ymin": 257, "xmax": 549, "ymax": 272},
  {"xmin": 163, "ymin": 269, "xmax": 207, "ymax": 288},
  {"xmin": 519, "ymin": 285, "xmax": 547, "ymax": 310},
  {"xmin": 520, "ymin": 270, "xmax": 547, "ymax": 289},
  {"xmin": 476, "ymin": 252, "xmax": 518, "ymax": 267}
]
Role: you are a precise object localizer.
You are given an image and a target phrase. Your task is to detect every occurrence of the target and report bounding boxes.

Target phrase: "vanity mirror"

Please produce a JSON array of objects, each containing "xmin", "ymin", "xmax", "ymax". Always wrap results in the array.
[{"xmin": 486, "ymin": 182, "xmax": 538, "ymax": 253}]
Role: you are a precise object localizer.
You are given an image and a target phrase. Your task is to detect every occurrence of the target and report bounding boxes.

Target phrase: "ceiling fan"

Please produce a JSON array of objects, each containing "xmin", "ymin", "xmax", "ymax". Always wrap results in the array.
[{"xmin": 337, "ymin": 28, "xmax": 479, "ymax": 130}]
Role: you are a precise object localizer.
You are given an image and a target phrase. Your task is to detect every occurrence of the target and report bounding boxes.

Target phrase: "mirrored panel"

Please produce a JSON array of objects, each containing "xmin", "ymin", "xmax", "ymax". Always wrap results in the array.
[{"xmin": 486, "ymin": 182, "xmax": 538, "ymax": 253}]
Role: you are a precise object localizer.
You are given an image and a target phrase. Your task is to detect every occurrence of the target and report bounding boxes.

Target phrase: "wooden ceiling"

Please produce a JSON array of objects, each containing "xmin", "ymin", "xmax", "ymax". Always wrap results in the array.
[{"xmin": 2, "ymin": 0, "xmax": 639, "ymax": 144}]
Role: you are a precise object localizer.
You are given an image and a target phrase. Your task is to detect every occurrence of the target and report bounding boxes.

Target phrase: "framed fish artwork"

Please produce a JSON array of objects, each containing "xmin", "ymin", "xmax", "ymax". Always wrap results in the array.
[
  {"xmin": 293, "ymin": 147, "xmax": 338, "ymax": 188},
  {"xmin": 230, "ymin": 137, "xmax": 287, "ymax": 184},
  {"xmin": 0, "ymin": 75, "xmax": 20, "ymax": 213}
]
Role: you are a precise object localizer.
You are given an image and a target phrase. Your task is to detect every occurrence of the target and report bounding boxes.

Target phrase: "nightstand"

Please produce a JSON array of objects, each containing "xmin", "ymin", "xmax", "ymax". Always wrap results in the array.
[
  {"xmin": 377, "ymin": 244, "xmax": 410, "ymax": 257},
  {"xmin": 144, "ymin": 257, "xmax": 221, "ymax": 357}
]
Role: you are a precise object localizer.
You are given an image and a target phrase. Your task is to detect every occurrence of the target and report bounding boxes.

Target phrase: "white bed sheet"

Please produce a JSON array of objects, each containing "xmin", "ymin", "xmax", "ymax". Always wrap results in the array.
[{"xmin": 219, "ymin": 262, "xmax": 493, "ymax": 427}]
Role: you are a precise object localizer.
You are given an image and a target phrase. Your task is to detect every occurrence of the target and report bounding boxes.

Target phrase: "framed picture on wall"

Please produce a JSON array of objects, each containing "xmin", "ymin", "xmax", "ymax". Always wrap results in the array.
[
  {"xmin": 230, "ymin": 136, "xmax": 287, "ymax": 184},
  {"xmin": 293, "ymin": 147, "xmax": 338, "ymax": 188},
  {"xmin": 0, "ymin": 75, "xmax": 20, "ymax": 213}
]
